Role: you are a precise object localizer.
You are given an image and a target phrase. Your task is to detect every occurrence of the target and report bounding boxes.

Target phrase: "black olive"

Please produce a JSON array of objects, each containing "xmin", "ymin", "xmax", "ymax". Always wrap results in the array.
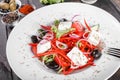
[
  {"xmin": 1, "ymin": 9, "xmax": 9, "ymax": 13},
  {"xmin": 60, "ymin": 18, "xmax": 68, "ymax": 22},
  {"xmin": 4, "ymin": 0, "xmax": 10, "ymax": 3},
  {"xmin": 16, "ymin": 4, "xmax": 19, "ymax": 9},
  {"xmin": 54, "ymin": 66, "xmax": 61, "ymax": 71},
  {"xmin": 31, "ymin": 35, "xmax": 39, "ymax": 43},
  {"xmin": 91, "ymin": 49, "xmax": 102, "ymax": 59},
  {"xmin": 45, "ymin": 61, "xmax": 59, "ymax": 70}
]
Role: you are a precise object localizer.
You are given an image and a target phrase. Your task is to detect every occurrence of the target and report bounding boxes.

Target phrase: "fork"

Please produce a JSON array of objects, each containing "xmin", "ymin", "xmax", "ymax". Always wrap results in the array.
[{"xmin": 107, "ymin": 47, "xmax": 120, "ymax": 58}]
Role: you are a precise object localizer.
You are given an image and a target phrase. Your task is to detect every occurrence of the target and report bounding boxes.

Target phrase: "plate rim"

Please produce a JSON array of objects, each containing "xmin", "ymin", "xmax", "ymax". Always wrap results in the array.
[{"xmin": 6, "ymin": 2, "xmax": 120, "ymax": 80}]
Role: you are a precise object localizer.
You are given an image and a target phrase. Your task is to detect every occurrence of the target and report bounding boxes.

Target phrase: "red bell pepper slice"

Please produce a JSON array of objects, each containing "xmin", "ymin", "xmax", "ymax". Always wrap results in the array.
[
  {"xmin": 29, "ymin": 43, "xmax": 38, "ymax": 55},
  {"xmin": 84, "ymin": 19, "xmax": 91, "ymax": 31},
  {"xmin": 54, "ymin": 54, "xmax": 71, "ymax": 67},
  {"xmin": 63, "ymin": 68, "xmax": 74, "ymax": 75},
  {"xmin": 40, "ymin": 25, "xmax": 51, "ymax": 30}
]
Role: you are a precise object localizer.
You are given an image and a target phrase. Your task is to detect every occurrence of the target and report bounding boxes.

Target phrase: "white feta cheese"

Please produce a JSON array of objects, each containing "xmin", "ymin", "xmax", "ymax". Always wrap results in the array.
[
  {"xmin": 37, "ymin": 41, "xmax": 51, "ymax": 53},
  {"xmin": 58, "ymin": 22, "xmax": 72, "ymax": 31},
  {"xmin": 88, "ymin": 30, "xmax": 101, "ymax": 46},
  {"xmin": 67, "ymin": 47, "xmax": 88, "ymax": 67}
]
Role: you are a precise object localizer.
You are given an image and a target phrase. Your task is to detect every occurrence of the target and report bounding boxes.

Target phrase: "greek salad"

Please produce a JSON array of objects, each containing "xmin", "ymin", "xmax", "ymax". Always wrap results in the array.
[{"xmin": 29, "ymin": 18, "xmax": 103, "ymax": 75}]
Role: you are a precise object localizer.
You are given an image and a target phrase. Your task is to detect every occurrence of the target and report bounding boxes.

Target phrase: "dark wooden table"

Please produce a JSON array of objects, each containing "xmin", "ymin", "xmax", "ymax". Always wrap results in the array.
[{"xmin": 0, "ymin": 0, "xmax": 120, "ymax": 80}]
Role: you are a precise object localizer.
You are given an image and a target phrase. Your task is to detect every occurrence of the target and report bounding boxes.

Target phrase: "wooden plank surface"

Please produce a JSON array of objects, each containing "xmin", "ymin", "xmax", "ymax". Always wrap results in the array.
[
  {"xmin": 111, "ymin": 0, "xmax": 120, "ymax": 12},
  {"xmin": 0, "ymin": 17, "xmax": 13, "ymax": 80},
  {"xmin": 0, "ymin": 0, "xmax": 120, "ymax": 80}
]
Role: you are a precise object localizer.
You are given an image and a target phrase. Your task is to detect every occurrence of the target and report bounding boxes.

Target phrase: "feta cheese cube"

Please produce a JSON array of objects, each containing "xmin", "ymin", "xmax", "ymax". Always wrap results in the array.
[
  {"xmin": 37, "ymin": 41, "xmax": 51, "ymax": 53},
  {"xmin": 88, "ymin": 30, "xmax": 101, "ymax": 46},
  {"xmin": 58, "ymin": 22, "xmax": 72, "ymax": 31},
  {"xmin": 67, "ymin": 47, "xmax": 88, "ymax": 66}
]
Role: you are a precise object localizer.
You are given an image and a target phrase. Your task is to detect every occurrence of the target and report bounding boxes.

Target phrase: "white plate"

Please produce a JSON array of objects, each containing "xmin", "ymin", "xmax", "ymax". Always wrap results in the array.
[{"xmin": 6, "ymin": 3, "xmax": 120, "ymax": 80}]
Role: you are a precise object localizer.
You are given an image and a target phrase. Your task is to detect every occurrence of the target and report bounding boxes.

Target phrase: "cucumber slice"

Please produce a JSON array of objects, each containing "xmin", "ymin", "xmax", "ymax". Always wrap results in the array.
[{"xmin": 91, "ymin": 24, "xmax": 100, "ymax": 31}]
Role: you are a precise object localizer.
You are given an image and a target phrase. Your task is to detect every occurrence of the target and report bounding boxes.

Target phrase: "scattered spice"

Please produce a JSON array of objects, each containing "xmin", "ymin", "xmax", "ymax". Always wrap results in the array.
[
  {"xmin": 19, "ymin": 4, "xmax": 34, "ymax": 15},
  {"xmin": 2, "ymin": 12, "xmax": 19, "ymax": 24}
]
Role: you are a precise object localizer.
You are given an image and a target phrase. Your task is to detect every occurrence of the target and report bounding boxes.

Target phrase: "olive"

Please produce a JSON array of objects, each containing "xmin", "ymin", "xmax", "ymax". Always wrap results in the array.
[
  {"xmin": 16, "ymin": 4, "xmax": 19, "ymax": 9},
  {"xmin": 91, "ymin": 49, "xmax": 102, "ymax": 59},
  {"xmin": 45, "ymin": 61, "xmax": 59, "ymax": 70},
  {"xmin": 60, "ymin": 18, "xmax": 68, "ymax": 22},
  {"xmin": 31, "ymin": 35, "xmax": 39, "ymax": 43},
  {"xmin": 4, "ymin": 0, "xmax": 10, "ymax": 3},
  {"xmin": 54, "ymin": 66, "xmax": 61, "ymax": 71},
  {"xmin": 1, "ymin": 9, "xmax": 9, "ymax": 13}
]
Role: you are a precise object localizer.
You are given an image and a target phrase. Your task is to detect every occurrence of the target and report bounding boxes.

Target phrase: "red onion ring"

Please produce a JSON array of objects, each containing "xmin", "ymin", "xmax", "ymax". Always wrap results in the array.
[{"xmin": 56, "ymin": 41, "xmax": 68, "ymax": 50}]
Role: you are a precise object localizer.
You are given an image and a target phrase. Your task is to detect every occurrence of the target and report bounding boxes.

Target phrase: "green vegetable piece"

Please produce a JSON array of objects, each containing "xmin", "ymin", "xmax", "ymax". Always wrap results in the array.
[
  {"xmin": 52, "ymin": 21, "xmax": 75, "ymax": 39},
  {"xmin": 40, "ymin": 0, "xmax": 49, "ymax": 4},
  {"xmin": 91, "ymin": 24, "xmax": 100, "ymax": 31},
  {"xmin": 57, "ymin": 67, "xmax": 63, "ymax": 73},
  {"xmin": 61, "ymin": 0, "xmax": 64, "ymax": 2},
  {"xmin": 38, "ymin": 29, "xmax": 44, "ymax": 33},
  {"xmin": 78, "ymin": 42, "xmax": 82, "ymax": 47},
  {"xmin": 43, "ymin": 54, "xmax": 55, "ymax": 63},
  {"xmin": 56, "ymin": 28, "xmax": 75, "ymax": 39},
  {"xmin": 48, "ymin": 0, "xmax": 61, "ymax": 4},
  {"xmin": 38, "ymin": 29, "xmax": 47, "ymax": 39},
  {"xmin": 51, "ymin": 25, "xmax": 58, "ymax": 33},
  {"xmin": 40, "ymin": 0, "xmax": 64, "ymax": 4},
  {"xmin": 54, "ymin": 20, "xmax": 60, "ymax": 26}
]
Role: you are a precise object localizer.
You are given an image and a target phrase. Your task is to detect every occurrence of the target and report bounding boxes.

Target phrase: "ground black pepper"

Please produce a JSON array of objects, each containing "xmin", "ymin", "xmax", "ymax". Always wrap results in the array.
[{"xmin": 2, "ymin": 12, "xmax": 19, "ymax": 24}]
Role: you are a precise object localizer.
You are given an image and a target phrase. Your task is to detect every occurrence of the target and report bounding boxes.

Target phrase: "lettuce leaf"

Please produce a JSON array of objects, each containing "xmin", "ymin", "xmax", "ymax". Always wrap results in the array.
[
  {"xmin": 51, "ymin": 25, "xmax": 75, "ymax": 39},
  {"xmin": 40, "ymin": 0, "xmax": 64, "ymax": 4}
]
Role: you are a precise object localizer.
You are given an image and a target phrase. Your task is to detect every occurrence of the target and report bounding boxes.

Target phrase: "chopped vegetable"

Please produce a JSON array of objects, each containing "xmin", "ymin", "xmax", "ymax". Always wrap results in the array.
[
  {"xmin": 29, "ymin": 17, "xmax": 104, "ymax": 75},
  {"xmin": 38, "ymin": 29, "xmax": 47, "ymax": 39},
  {"xmin": 91, "ymin": 49, "xmax": 102, "ymax": 59},
  {"xmin": 56, "ymin": 28, "xmax": 75, "ymax": 38},
  {"xmin": 31, "ymin": 35, "xmax": 39, "ymax": 43},
  {"xmin": 56, "ymin": 40, "xmax": 68, "ymax": 49},
  {"xmin": 40, "ymin": 0, "xmax": 64, "ymax": 4},
  {"xmin": 84, "ymin": 19, "xmax": 91, "ymax": 31},
  {"xmin": 54, "ymin": 20, "xmax": 60, "ymax": 26},
  {"xmin": 91, "ymin": 24, "xmax": 100, "ymax": 31},
  {"xmin": 51, "ymin": 25, "xmax": 75, "ymax": 38}
]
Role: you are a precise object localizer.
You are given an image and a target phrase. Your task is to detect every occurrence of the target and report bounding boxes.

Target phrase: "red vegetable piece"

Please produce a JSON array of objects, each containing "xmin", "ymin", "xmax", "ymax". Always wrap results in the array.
[
  {"xmin": 72, "ymin": 21, "xmax": 85, "ymax": 33},
  {"xmin": 29, "ymin": 43, "xmax": 38, "ymax": 55},
  {"xmin": 63, "ymin": 68, "xmax": 74, "ymax": 75},
  {"xmin": 40, "ymin": 25, "xmax": 51, "ymax": 30},
  {"xmin": 84, "ymin": 19, "xmax": 91, "ymax": 31},
  {"xmin": 55, "ymin": 55, "xmax": 70, "ymax": 67}
]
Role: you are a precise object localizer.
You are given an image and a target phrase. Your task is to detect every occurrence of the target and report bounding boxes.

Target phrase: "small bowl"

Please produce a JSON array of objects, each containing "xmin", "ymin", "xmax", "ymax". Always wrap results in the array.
[
  {"xmin": 0, "ymin": 0, "xmax": 22, "ymax": 15},
  {"xmin": 1, "ymin": 12, "xmax": 19, "ymax": 26},
  {"xmin": 18, "ymin": 4, "xmax": 36, "ymax": 16}
]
